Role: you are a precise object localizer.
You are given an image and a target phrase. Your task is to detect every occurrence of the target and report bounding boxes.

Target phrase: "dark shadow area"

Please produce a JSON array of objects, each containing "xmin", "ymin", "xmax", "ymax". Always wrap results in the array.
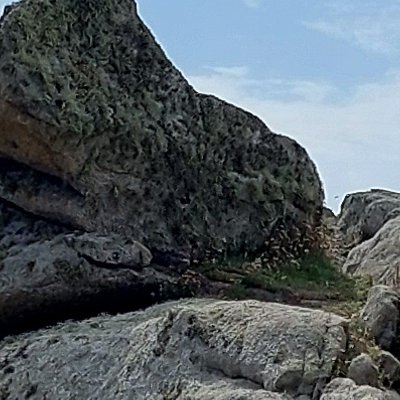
[
  {"xmin": 0, "ymin": 156, "xmax": 84, "ymax": 201},
  {"xmin": 0, "ymin": 280, "xmax": 187, "ymax": 340}
]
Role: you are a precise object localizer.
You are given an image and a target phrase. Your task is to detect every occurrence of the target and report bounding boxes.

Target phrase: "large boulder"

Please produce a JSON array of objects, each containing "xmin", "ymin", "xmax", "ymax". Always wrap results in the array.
[
  {"xmin": 380, "ymin": 351, "xmax": 400, "ymax": 388},
  {"xmin": 338, "ymin": 189, "xmax": 400, "ymax": 250},
  {"xmin": 0, "ymin": 299, "xmax": 347, "ymax": 399},
  {"xmin": 321, "ymin": 378, "xmax": 400, "ymax": 400},
  {"xmin": 347, "ymin": 354, "xmax": 379, "ymax": 387},
  {"xmin": 343, "ymin": 217, "xmax": 400, "ymax": 285},
  {"xmin": 360, "ymin": 285, "xmax": 400, "ymax": 350},
  {"xmin": 0, "ymin": 0, "xmax": 323, "ymax": 260}
]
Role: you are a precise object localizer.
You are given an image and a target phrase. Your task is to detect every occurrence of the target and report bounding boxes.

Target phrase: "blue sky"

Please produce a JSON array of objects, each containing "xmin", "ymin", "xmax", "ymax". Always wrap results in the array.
[{"xmin": 2, "ymin": 0, "xmax": 400, "ymax": 211}]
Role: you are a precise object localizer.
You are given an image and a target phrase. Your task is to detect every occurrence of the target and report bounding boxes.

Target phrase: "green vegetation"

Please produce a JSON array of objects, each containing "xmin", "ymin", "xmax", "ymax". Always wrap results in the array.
[
  {"xmin": 242, "ymin": 254, "xmax": 354, "ymax": 297},
  {"xmin": 199, "ymin": 252, "xmax": 368, "ymax": 303}
]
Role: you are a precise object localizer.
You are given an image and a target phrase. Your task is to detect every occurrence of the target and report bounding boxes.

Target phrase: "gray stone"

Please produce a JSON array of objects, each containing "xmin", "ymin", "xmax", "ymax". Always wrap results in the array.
[
  {"xmin": 0, "ymin": 226, "xmax": 186, "ymax": 337},
  {"xmin": 0, "ymin": 299, "xmax": 347, "ymax": 399},
  {"xmin": 322, "ymin": 207, "xmax": 336, "ymax": 222},
  {"xmin": 0, "ymin": 201, "xmax": 66, "ymax": 250},
  {"xmin": 338, "ymin": 189, "xmax": 400, "ymax": 250},
  {"xmin": 321, "ymin": 378, "xmax": 400, "ymax": 400},
  {"xmin": 0, "ymin": 0, "xmax": 323, "ymax": 261},
  {"xmin": 347, "ymin": 354, "xmax": 378, "ymax": 387},
  {"xmin": 380, "ymin": 351, "xmax": 400, "ymax": 387},
  {"xmin": 343, "ymin": 216, "xmax": 400, "ymax": 285},
  {"xmin": 63, "ymin": 232, "xmax": 152, "ymax": 268},
  {"xmin": 360, "ymin": 285, "xmax": 400, "ymax": 350}
]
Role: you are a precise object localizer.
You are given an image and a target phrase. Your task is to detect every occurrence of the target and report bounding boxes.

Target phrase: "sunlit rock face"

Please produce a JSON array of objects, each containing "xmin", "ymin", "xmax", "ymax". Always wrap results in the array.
[
  {"xmin": 0, "ymin": 299, "xmax": 347, "ymax": 400},
  {"xmin": 0, "ymin": 0, "xmax": 323, "ymax": 261}
]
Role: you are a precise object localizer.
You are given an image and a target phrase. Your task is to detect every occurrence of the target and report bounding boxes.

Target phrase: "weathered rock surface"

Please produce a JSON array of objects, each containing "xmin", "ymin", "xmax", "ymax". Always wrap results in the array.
[
  {"xmin": 338, "ymin": 189, "xmax": 400, "ymax": 250},
  {"xmin": 343, "ymin": 217, "xmax": 400, "ymax": 285},
  {"xmin": 380, "ymin": 351, "xmax": 400, "ymax": 388},
  {"xmin": 0, "ymin": 230, "xmax": 182, "ymax": 337},
  {"xmin": 0, "ymin": 299, "xmax": 347, "ymax": 399},
  {"xmin": 0, "ymin": 202, "xmax": 196, "ymax": 337},
  {"xmin": 322, "ymin": 207, "xmax": 336, "ymax": 222},
  {"xmin": 0, "ymin": 0, "xmax": 323, "ymax": 260},
  {"xmin": 0, "ymin": 201, "xmax": 67, "ymax": 250},
  {"xmin": 0, "ymin": 201, "xmax": 307, "ymax": 337},
  {"xmin": 63, "ymin": 232, "xmax": 152, "ymax": 268},
  {"xmin": 347, "ymin": 354, "xmax": 379, "ymax": 387},
  {"xmin": 321, "ymin": 378, "xmax": 400, "ymax": 400},
  {"xmin": 360, "ymin": 285, "xmax": 400, "ymax": 350}
]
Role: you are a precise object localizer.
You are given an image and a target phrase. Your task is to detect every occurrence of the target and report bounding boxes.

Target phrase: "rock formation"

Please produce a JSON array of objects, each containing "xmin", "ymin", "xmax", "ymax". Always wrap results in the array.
[
  {"xmin": 0, "ymin": 202, "xmax": 208, "ymax": 337},
  {"xmin": 343, "ymin": 217, "xmax": 400, "ymax": 285},
  {"xmin": 337, "ymin": 190, "xmax": 400, "ymax": 284},
  {"xmin": 360, "ymin": 285, "xmax": 400, "ymax": 350},
  {"xmin": 0, "ymin": 299, "xmax": 347, "ymax": 399},
  {"xmin": 338, "ymin": 189, "xmax": 400, "ymax": 250},
  {"xmin": 0, "ymin": 0, "xmax": 323, "ymax": 261},
  {"xmin": 347, "ymin": 354, "xmax": 379, "ymax": 387},
  {"xmin": 3, "ymin": 1, "xmax": 398, "ymax": 399},
  {"xmin": 320, "ymin": 378, "xmax": 400, "ymax": 400}
]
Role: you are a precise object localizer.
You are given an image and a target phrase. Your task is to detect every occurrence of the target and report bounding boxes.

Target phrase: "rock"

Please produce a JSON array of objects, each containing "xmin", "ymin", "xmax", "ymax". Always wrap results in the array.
[
  {"xmin": 360, "ymin": 285, "xmax": 400, "ymax": 350},
  {"xmin": 0, "ymin": 0, "xmax": 323, "ymax": 261},
  {"xmin": 63, "ymin": 232, "xmax": 152, "ymax": 268},
  {"xmin": 347, "ymin": 354, "xmax": 378, "ymax": 387},
  {"xmin": 323, "ymin": 207, "xmax": 336, "ymax": 222},
  {"xmin": 321, "ymin": 378, "xmax": 400, "ymax": 400},
  {"xmin": 380, "ymin": 351, "xmax": 400, "ymax": 388},
  {"xmin": 0, "ymin": 201, "xmax": 67, "ymax": 250},
  {"xmin": 343, "ymin": 217, "xmax": 400, "ymax": 285},
  {"xmin": 338, "ymin": 189, "xmax": 400, "ymax": 250},
  {"xmin": 0, "ymin": 299, "xmax": 347, "ymax": 399},
  {"xmin": 0, "ymin": 207, "xmax": 191, "ymax": 337}
]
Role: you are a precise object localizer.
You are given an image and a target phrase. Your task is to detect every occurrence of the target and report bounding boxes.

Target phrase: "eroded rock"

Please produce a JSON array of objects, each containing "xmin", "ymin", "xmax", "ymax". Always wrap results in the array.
[
  {"xmin": 380, "ymin": 351, "xmax": 400, "ymax": 388},
  {"xmin": 347, "ymin": 354, "xmax": 378, "ymax": 387},
  {"xmin": 321, "ymin": 378, "xmax": 400, "ymax": 400},
  {"xmin": 338, "ymin": 189, "xmax": 400, "ymax": 250},
  {"xmin": 360, "ymin": 285, "xmax": 400, "ymax": 350},
  {"xmin": 0, "ymin": 299, "xmax": 347, "ymax": 399},
  {"xmin": 343, "ymin": 217, "xmax": 400, "ymax": 285},
  {"xmin": 0, "ymin": 0, "xmax": 323, "ymax": 261},
  {"xmin": 0, "ymin": 204, "xmax": 187, "ymax": 337},
  {"xmin": 63, "ymin": 232, "xmax": 152, "ymax": 268}
]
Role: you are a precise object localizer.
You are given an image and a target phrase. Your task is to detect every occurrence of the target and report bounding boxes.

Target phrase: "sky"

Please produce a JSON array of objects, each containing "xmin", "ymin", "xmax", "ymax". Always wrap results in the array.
[{"xmin": 1, "ymin": 0, "xmax": 400, "ymax": 212}]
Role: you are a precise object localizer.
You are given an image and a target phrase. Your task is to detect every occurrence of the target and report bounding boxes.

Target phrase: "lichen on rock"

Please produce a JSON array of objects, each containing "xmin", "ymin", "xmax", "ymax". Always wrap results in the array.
[
  {"xmin": 0, "ymin": 0, "xmax": 323, "ymax": 262},
  {"xmin": 0, "ymin": 299, "xmax": 347, "ymax": 399}
]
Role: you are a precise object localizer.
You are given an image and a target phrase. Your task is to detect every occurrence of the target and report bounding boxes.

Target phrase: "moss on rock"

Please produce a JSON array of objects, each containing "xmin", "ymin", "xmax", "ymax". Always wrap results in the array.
[{"xmin": 0, "ymin": 0, "xmax": 323, "ymax": 261}]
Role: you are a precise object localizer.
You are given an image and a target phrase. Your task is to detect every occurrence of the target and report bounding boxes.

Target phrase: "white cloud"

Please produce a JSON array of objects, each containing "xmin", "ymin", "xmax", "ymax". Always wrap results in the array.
[
  {"xmin": 242, "ymin": 0, "xmax": 260, "ymax": 9},
  {"xmin": 187, "ymin": 66, "xmax": 400, "ymax": 212},
  {"xmin": 305, "ymin": 1, "xmax": 400, "ymax": 55},
  {"xmin": 193, "ymin": 66, "xmax": 337, "ymax": 104}
]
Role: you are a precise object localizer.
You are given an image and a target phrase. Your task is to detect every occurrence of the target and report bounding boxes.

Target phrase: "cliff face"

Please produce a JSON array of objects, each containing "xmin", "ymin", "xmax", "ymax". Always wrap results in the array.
[{"xmin": 0, "ymin": 0, "xmax": 323, "ymax": 259}]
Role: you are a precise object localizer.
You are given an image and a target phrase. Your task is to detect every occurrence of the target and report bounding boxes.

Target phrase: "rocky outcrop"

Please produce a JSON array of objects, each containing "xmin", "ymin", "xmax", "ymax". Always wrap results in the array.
[
  {"xmin": 0, "ymin": 230, "xmax": 180, "ymax": 337},
  {"xmin": 0, "ymin": 299, "xmax": 347, "ymax": 399},
  {"xmin": 380, "ymin": 351, "xmax": 400, "ymax": 389},
  {"xmin": 322, "ymin": 207, "xmax": 336, "ymax": 222},
  {"xmin": 343, "ymin": 217, "xmax": 400, "ymax": 285},
  {"xmin": 0, "ymin": 0, "xmax": 323, "ymax": 261},
  {"xmin": 0, "ymin": 202, "xmax": 198, "ymax": 337},
  {"xmin": 360, "ymin": 286, "xmax": 400, "ymax": 350},
  {"xmin": 347, "ymin": 354, "xmax": 379, "ymax": 387},
  {"xmin": 321, "ymin": 378, "xmax": 400, "ymax": 400},
  {"xmin": 338, "ymin": 189, "xmax": 400, "ymax": 250}
]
